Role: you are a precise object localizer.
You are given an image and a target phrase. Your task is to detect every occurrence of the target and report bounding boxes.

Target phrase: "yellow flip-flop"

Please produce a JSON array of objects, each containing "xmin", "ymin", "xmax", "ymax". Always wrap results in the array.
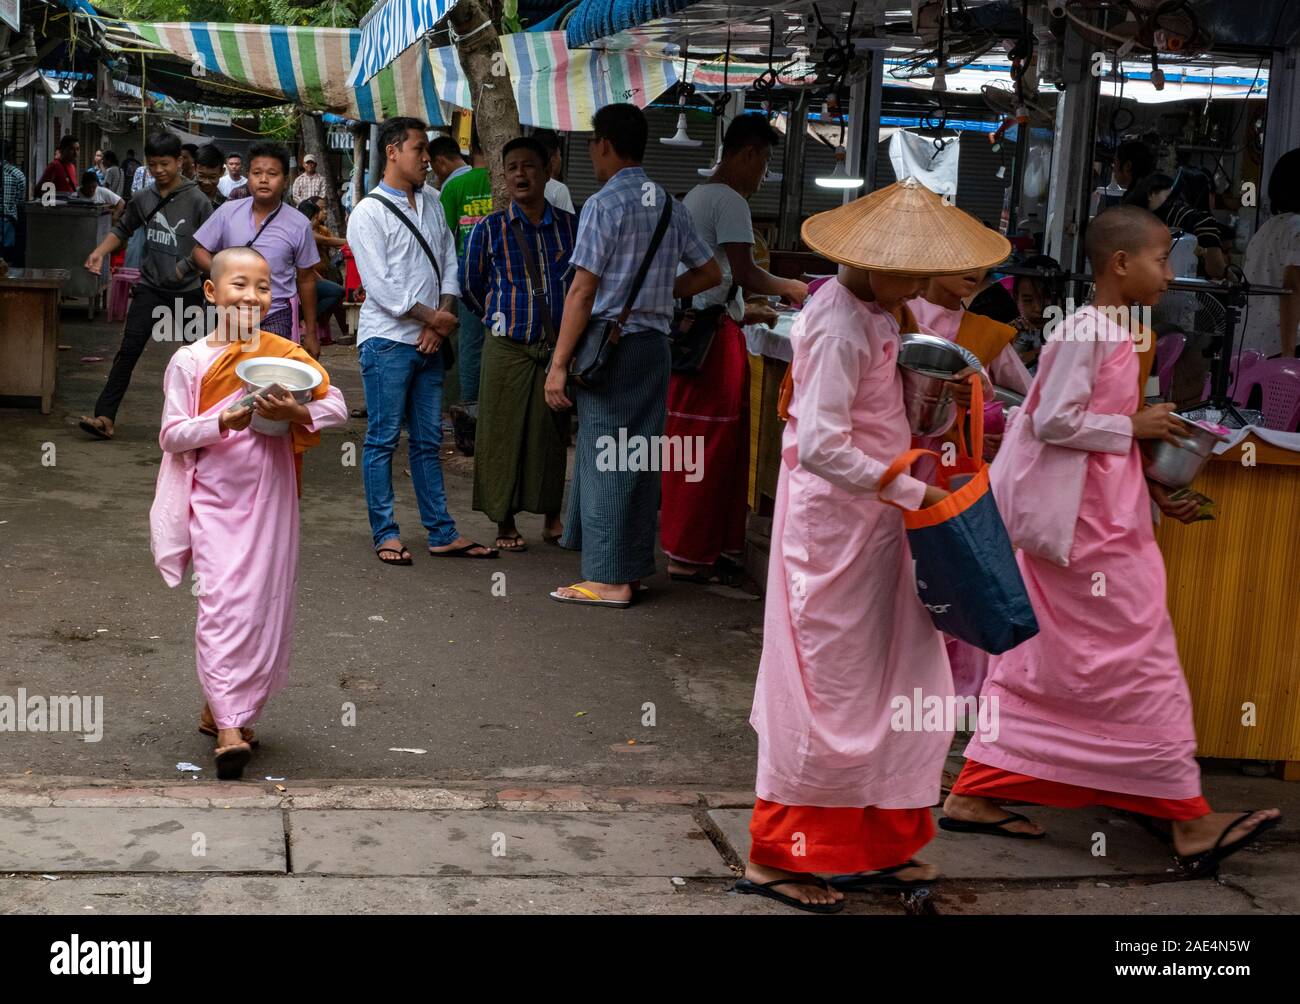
[{"xmin": 548, "ymin": 584, "xmax": 631, "ymax": 608}]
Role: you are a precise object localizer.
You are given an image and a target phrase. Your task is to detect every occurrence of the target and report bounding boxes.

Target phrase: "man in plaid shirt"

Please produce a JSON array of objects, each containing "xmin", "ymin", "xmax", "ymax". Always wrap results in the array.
[
  {"xmin": 542, "ymin": 103, "xmax": 720, "ymax": 608},
  {"xmin": 1, "ymin": 158, "xmax": 25, "ymax": 260},
  {"xmin": 462, "ymin": 136, "xmax": 577, "ymax": 552}
]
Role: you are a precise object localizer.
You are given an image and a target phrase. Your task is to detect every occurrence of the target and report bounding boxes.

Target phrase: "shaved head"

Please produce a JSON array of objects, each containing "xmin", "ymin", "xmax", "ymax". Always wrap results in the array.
[
  {"xmin": 1085, "ymin": 206, "xmax": 1168, "ymax": 273},
  {"xmin": 210, "ymin": 246, "xmax": 269, "ymax": 283}
]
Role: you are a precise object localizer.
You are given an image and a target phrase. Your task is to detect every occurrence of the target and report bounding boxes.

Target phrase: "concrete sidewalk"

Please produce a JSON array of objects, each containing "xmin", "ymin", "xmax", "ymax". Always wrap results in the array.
[{"xmin": 1, "ymin": 776, "xmax": 1294, "ymax": 915}]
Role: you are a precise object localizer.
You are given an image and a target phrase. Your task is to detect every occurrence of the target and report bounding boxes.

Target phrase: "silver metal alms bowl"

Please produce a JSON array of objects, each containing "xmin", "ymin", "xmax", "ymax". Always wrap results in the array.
[
  {"xmin": 1142, "ymin": 412, "xmax": 1229, "ymax": 488},
  {"xmin": 896, "ymin": 333, "xmax": 984, "ymax": 437},
  {"xmin": 234, "ymin": 357, "xmax": 321, "ymax": 436}
]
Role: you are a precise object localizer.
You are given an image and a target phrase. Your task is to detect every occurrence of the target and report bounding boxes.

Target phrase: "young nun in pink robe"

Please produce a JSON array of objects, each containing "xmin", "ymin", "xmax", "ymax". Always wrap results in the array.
[
  {"xmin": 737, "ymin": 180, "xmax": 1013, "ymax": 912},
  {"xmin": 941, "ymin": 207, "xmax": 1280, "ymax": 876},
  {"xmin": 909, "ymin": 271, "xmax": 1034, "ymax": 702},
  {"xmin": 150, "ymin": 246, "xmax": 347, "ymax": 779}
]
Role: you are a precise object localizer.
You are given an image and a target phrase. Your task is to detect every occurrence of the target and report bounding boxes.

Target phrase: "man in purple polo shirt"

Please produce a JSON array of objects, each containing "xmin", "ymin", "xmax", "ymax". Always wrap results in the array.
[{"xmin": 192, "ymin": 141, "xmax": 321, "ymax": 355}]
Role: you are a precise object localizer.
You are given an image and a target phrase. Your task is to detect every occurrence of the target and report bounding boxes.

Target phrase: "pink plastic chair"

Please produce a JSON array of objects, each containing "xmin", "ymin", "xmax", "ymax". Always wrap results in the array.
[
  {"xmin": 107, "ymin": 267, "xmax": 141, "ymax": 323},
  {"xmin": 1155, "ymin": 332, "xmax": 1186, "ymax": 399},
  {"xmin": 1255, "ymin": 358, "xmax": 1300, "ymax": 431}
]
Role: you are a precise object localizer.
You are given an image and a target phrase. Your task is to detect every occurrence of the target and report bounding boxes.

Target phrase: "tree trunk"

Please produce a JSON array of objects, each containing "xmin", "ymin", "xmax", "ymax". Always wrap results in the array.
[
  {"xmin": 448, "ymin": 0, "xmax": 521, "ymax": 210},
  {"xmin": 300, "ymin": 111, "xmax": 344, "ymax": 235},
  {"xmin": 350, "ymin": 124, "xmax": 367, "ymax": 207}
]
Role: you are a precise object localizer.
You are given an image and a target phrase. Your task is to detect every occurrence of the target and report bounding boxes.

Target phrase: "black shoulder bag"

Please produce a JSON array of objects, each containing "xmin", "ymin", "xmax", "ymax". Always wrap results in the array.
[
  {"xmin": 568, "ymin": 192, "xmax": 673, "ymax": 389},
  {"xmin": 669, "ymin": 281, "xmax": 738, "ymax": 373},
  {"xmin": 363, "ymin": 191, "xmax": 456, "ymax": 368},
  {"xmin": 508, "ymin": 216, "xmax": 558, "ymax": 355}
]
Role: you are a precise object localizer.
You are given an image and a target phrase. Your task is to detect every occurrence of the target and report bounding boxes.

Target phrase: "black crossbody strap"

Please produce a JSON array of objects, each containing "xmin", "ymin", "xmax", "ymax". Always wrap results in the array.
[
  {"xmin": 364, "ymin": 191, "xmax": 443, "ymax": 289},
  {"xmin": 142, "ymin": 189, "xmax": 181, "ymax": 226},
  {"xmin": 616, "ymin": 191, "xmax": 673, "ymax": 329},
  {"xmin": 244, "ymin": 201, "xmax": 284, "ymax": 249},
  {"xmin": 508, "ymin": 215, "xmax": 557, "ymax": 348}
]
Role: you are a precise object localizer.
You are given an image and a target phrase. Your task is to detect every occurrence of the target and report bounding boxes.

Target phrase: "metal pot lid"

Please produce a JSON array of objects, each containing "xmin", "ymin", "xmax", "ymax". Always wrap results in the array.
[{"xmin": 897, "ymin": 333, "xmax": 984, "ymax": 376}]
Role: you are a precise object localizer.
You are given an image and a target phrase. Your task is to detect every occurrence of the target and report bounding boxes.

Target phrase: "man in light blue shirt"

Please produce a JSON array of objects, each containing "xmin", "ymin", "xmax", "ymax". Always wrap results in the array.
[{"xmin": 543, "ymin": 103, "xmax": 720, "ymax": 607}]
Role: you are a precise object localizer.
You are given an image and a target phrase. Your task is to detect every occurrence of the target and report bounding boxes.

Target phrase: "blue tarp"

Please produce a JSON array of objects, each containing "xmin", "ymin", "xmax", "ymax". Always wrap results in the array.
[{"xmin": 563, "ymin": 0, "xmax": 695, "ymax": 48}]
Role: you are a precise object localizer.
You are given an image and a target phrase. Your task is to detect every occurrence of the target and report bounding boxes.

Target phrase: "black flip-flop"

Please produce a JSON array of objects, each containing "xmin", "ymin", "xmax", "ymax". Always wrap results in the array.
[
  {"xmin": 429, "ymin": 541, "xmax": 499, "ymax": 559},
  {"xmin": 542, "ymin": 533, "xmax": 562, "ymax": 546},
  {"xmin": 350, "ymin": 407, "xmax": 368, "ymax": 419},
  {"xmin": 495, "ymin": 535, "xmax": 527, "ymax": 552},
  {"xmin": 670, "ymin": 570, "xmax": 722, "ymax": 585},
  {"xmin": 938, "ymin": 810, "xmax": 1045, "ymax": 839},
  {"xmin": 734, "ymin": 874, "xmax": 844, "ymax": 914},
  {"xmin": 1174, "ymin": 811, "xmax": 1282, "ymax": 879},
  {"xmin": 376, "ymin": 544, "xmax": 412, "ymax": 566},
  {"xmin": 214, "ymin": 743, "xmax": 253, "ymax": 780},
  {"xmin": 79, "ymin": 418, "xmax": 113, "ymax": 441},
  {"xmin": 828, "ymin": 859, "xmax": 937, "ymax": 891}
]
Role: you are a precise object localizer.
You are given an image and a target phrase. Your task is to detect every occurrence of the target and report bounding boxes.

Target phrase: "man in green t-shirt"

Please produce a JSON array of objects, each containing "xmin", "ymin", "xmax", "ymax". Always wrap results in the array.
[{"xmin": 431, "ymin": 132, "xmax": 492, "ymax": 455}]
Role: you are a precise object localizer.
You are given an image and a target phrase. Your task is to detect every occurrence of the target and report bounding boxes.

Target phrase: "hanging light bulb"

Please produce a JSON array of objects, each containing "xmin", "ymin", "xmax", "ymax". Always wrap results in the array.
[
  {"xmin": 661, "ymin": 109, "xmax": 701, "ymax": 148},
  {"xmin": 698, "ymin": 141, "xmax": 722, "ymax": 177},
  {"xmin": 4, "ymin": 94, "xmax": 28, "ymax": 109},
  {"xmin": 814, "ymin": 146, "xmax": 863, "ymax": 189}
]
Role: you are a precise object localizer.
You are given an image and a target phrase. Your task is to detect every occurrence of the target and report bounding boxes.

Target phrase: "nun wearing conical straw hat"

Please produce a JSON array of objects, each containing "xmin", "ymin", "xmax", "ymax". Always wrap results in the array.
[{"xmin": 736, "ymin": 180, "xmax": 1010, "ymax": 913}]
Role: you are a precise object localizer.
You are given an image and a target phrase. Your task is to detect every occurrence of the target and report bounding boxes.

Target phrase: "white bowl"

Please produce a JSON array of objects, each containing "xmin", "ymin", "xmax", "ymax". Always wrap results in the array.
[{"xmin": 234, "ymin": 356, "xmax": 321, "ymax": 436}]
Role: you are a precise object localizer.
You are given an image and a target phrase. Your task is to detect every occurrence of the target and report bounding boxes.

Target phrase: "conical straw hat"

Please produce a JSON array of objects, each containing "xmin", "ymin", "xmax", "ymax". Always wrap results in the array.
[{"xmin": 802, "ymin": 177, "xmax": 1011, "ymax": 276}]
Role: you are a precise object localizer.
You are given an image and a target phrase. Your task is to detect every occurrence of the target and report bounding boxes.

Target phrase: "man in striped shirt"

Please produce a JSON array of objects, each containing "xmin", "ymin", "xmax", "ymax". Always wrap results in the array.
[{"xmin": 462, "ymin": 137, "xmax": 577, "ymax": 551}]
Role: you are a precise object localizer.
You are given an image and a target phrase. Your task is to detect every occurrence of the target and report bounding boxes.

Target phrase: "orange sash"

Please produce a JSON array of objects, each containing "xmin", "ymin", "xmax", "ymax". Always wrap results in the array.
[
  {"xmin": 954, "ymin": 311, "xmax": 1017, "ymax": 369},
  {"xmin": 198, "ymin": 331, "xmax": 331, "ymax": 488}
]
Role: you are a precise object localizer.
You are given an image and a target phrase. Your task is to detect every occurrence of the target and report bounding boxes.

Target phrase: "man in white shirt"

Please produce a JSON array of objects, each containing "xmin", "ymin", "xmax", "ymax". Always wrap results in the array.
[
  {"xmin": 347, "ymin": 116, "xmax": 498, "ymax": 565},
  {"xmin": 535, "ymin": 129, "xmax": 575, "ymax": 214},
  {"xmin": 217, "ymin": 153, "xmax": 245, "ymax": 197},
  {"xmin": 291, "ymin": 153, "xmax": 329, "ymax": 204},
  {"xmin": 76, "ymin": 170, "xmax": 125, "ymax": 224}
]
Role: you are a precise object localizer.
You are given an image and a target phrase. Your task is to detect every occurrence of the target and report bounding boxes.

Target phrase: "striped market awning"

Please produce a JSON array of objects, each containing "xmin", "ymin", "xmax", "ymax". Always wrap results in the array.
[
  {"xmin": 347, "ymin": 0, "xmax": 456, "ymax": 88},
  {"xmin": 429, "ymin": 31, "xmax": 678, "ymax": 131},
  {"xmin": 98, "ymin": 20, "xmax": 449, "ymax": 125}
]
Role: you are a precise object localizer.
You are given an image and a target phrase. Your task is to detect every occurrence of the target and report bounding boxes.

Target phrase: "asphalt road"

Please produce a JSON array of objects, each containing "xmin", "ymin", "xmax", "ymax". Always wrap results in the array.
[{"xmin": 0, "ymin": 309, "xmax": 764, "ymax": 785}]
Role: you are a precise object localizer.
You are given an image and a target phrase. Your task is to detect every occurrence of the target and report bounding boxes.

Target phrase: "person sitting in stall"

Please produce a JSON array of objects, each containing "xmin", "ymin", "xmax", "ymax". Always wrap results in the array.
[
  {"xmin": 151, "ymin": 246, "xmax": 346, "ymax": 779},
  {"xmin": 1125, "ymin": 172, "xmax": 1228, "ymax": 279},
  {"xmin": 296, "ymin": 197, "xmax": 349, "ymax": 343},
  {"xmin": 736, "ymin": 178, "xmax": 1009, "ymax": 913},
  {"xmin": 940, "ymin": 205, "xmax": 1282, "ymax": 877},
  {"xmin": 1241, "ymin": 148, "xmax": 1300, "ymax": 358},
  {"xmin": 75, "ymin": 169, "xmax": 126, "ymax": 225}
]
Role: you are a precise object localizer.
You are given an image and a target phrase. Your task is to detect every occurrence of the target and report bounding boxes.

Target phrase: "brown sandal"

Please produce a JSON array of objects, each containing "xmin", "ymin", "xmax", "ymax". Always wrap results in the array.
[{"xmin": 199, "ymin": 707, "xmax": 259, "ymax": 748}]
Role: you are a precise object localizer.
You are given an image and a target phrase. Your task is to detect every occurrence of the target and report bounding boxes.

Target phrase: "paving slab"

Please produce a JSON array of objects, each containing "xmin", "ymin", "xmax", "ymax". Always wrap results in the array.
[
  {"xmin": 288, "ymin": 809, "xmax": 732, "ymax": 877},
  {"xmin": 933, "ymin": 878, "xmax": 1267, "ymax": 915},
  {"xmin": 710, "ymin": 807, "xmax": 1186, "ymax": 879},
  {"xmin": 0, "ymin": 874, "xmax": 908, "ymax": 915},
  {"xmin": 0, "ymin": 807, "xmax": 285, "ymax": 873},
  {"xmin": 1217, "ymin": 844, "xmax": 1300, "ymax": 915}
]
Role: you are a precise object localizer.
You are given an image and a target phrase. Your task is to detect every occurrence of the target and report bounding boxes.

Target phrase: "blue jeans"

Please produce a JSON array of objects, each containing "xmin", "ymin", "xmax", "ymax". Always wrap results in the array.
[
  {"xmin": 316, "ymin": 279, "xmax": 343, "ymax": 314},
  {"xmin": 457, "ymin": 304, "xmax": 485, "ymax": 406},
  {"xmin": 359, "ymin": 337, "xmax": 459, "ymax": 549}
]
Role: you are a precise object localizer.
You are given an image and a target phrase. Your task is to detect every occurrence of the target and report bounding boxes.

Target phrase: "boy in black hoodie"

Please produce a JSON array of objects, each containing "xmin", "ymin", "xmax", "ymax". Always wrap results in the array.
[{"xmin": 80, "ymin": 131, "xmax": 214, "ymax": 440}]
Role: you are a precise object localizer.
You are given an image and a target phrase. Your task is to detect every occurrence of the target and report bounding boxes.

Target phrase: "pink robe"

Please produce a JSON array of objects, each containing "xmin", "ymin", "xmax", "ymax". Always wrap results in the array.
[
  {"xmin": 153, "ymin": 338, "xmax": 347, "ymax": 729},
  {"xmin": 964, "ymin": 307, "xmax": 1200, "ymax": 799},
  {"xmin": 751, "ymin": 278, "xmax": 953, "ymax": 808},
  {"xmin": 907, "ymin": 298, "xmax": 1033, "ymax": 699}
]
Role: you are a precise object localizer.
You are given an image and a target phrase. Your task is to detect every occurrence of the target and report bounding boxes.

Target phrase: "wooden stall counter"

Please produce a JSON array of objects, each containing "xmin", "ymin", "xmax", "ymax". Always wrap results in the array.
[
  {"xmin": 1156, "ymin": 434, "xmax": 1300, "ymax": 779},
  {"xmin": 0, "ymin": 267, "xmax": 69, "ymax": 414}
]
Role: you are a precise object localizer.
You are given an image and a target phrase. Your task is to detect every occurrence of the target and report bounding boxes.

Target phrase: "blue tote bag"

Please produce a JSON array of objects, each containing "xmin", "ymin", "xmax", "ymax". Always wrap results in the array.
[{"xmin": 880, "ymin": 377, "xmax": 1038, "ymax": 654}]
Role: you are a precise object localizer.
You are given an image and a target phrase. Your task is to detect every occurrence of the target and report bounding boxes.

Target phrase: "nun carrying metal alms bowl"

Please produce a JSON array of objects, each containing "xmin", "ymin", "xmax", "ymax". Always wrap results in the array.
[{"xmin": 736, "ymin": 179, "xmax": 1012, "ymax": 913}]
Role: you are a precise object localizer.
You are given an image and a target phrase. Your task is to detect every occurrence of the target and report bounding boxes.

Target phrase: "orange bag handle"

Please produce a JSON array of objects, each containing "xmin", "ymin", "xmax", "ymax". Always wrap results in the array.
[
  {"xmin": 952, "ymin": 371, "xmax": 984, "ymax": 462},
  {"xmin": 877, "ymin": 447, "xmax": 941, "ymax": 507}
]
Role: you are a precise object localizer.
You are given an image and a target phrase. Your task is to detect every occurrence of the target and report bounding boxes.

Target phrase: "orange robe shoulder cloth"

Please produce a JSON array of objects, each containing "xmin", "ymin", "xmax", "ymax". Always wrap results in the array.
[{"xmin": 749, "ymin": 279, "xmax": 952, "ymax": 874}]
